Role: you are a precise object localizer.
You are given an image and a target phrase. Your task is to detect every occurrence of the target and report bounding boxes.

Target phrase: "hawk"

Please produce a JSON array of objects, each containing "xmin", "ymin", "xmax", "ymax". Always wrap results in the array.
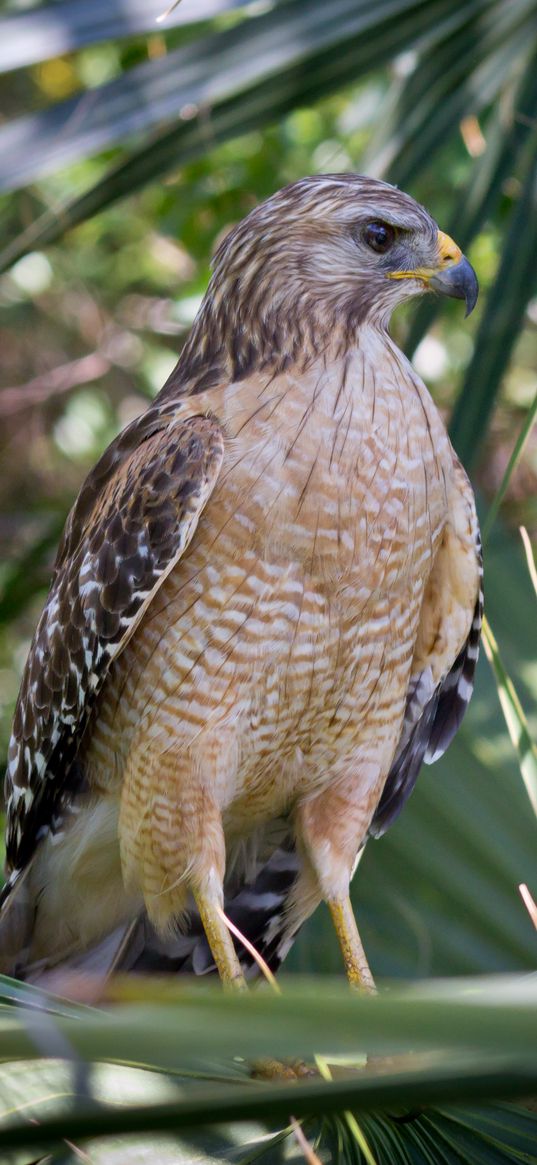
[{"xmin": 0, "ymin": 175, "xmax": 482, "ymax": 991}]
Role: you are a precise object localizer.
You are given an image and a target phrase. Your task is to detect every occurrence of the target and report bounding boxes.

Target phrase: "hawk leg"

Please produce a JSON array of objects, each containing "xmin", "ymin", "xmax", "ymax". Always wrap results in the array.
[
  {"xmin": 194, "ymin": 892, "xmax": 246, "ymax": 990},
  {"xmin": 294, "ymin": 772, "xmax": 380, "ymax": 993},
  {"xmin": 328, "ymin": 896, "xmax": 375, "ymax": 994},
  {"xmin": 119, "ymin": 754, "xmax": 245, "ymax": 988}
]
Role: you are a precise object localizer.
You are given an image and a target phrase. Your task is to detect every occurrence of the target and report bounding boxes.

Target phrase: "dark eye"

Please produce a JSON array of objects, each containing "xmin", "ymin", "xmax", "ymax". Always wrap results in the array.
[{"xmin": 363, "ymin": 221, "xmax": 396, "ymax": 253}]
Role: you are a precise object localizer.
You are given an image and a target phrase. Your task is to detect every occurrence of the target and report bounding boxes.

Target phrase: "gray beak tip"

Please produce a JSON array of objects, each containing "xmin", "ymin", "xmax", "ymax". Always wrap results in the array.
[{"xmin": 430, "ymin": 255, "xmax": 479, "ymax": 317}]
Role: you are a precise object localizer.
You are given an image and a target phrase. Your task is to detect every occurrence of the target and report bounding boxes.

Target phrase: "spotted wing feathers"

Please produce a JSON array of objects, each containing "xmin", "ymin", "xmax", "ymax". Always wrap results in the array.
[
  {"xmin": 4, "ymin": 413, "xmax": 224, "ymax": 882},
  {"xmin": 424, "ymin": 587, "xmax": 482, "ymax": 765}
]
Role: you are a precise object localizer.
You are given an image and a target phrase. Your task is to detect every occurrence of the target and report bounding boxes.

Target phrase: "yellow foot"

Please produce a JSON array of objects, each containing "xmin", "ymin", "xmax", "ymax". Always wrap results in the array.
[{"xmin": 250, "ymin": 1057, "xmax": 317, "ymax": 1081}]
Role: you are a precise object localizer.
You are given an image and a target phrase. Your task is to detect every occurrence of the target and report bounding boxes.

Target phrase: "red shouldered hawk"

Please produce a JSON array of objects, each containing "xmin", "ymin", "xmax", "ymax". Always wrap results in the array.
[{"xmin": 0, "ymin": 176, "xmax": 482, "ymax": 992}]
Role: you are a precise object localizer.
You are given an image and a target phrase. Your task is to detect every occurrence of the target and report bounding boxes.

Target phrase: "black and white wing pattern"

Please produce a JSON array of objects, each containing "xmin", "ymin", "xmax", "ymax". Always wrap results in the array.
[{"xmin": 3, "ymin": 410, "xmax": 224, "ymax": 893}]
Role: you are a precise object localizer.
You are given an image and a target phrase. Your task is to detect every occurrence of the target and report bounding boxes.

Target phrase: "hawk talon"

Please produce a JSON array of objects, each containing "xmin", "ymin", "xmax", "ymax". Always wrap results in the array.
[{"xmin": 250, "ymin": 1058, "xmax": 316, "ymax": 1082}]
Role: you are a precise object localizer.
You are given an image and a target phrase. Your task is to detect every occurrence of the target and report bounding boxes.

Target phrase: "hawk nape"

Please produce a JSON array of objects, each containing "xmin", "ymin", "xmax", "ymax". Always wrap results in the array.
[{"xmin": 1, "ymin": 175, "xmax": 482, "ymax": 993}]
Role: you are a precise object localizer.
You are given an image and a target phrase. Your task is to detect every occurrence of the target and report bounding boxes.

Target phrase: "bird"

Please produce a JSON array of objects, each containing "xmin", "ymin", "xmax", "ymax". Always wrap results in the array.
[{"xmin": 0, "ymin": 174, "xmax": 482, "ymax": 993}]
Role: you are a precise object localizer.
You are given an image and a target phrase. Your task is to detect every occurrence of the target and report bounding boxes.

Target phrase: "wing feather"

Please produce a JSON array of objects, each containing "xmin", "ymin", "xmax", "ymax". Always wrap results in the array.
[
  {"xmin": 3, "ymin": 412, "xmax": 224, "ymax": 882},
  {"xmin": 370, "ymin": 469, "xmax": 482, "ymax": 839}
]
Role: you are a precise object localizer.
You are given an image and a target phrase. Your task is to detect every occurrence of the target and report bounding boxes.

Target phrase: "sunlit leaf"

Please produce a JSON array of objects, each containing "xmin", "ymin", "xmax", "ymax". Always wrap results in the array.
[{"xmin": 0, "ymin": 0, "xmax": 253, "ymax": 74}]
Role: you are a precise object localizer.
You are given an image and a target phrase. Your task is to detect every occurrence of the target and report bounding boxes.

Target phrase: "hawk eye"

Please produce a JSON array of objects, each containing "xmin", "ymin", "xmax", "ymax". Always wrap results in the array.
[{"xmin": 363, "ymin": 221, "xmax": 396, "ymax": 253}]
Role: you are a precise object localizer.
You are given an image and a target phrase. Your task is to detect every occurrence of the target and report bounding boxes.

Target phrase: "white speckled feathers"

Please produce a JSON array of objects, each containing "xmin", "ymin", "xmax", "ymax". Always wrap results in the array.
[{"xmin": 3, "ymin": 413, "xmax": 224, "ymax": 885}]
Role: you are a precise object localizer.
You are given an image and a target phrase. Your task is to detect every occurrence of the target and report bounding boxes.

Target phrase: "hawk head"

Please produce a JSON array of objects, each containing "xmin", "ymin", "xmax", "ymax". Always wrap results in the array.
[{"xmin": 183, "ymin": 174, "xmax": 478, "ymax": 381}]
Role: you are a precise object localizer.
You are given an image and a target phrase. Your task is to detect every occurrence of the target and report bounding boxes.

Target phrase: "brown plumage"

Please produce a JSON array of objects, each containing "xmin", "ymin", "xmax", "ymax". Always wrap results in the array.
[{"xmin": 1, "ymin": 175, "xmax": 482, "ymax": 988}]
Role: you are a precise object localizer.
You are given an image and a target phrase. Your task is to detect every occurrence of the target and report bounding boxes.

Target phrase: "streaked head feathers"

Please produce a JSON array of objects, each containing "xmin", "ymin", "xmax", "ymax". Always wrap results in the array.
[{"xmin": 178, "ymin": 174, "xmax": 460, "ymax": 386}]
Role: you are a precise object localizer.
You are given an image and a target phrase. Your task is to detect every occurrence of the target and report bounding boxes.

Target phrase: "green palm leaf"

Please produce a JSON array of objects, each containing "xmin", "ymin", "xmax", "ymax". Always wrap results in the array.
[
  {"xmin": 0, "ymin": 978, "xmax": 536, "ymax": 1160},
  {"xmin": 364, "ymin": 0, "xmax": 535, "ymax": 187},
  {"xmin": 449, "ymin": 120, "xmax": 537, "ymax": 468},
  {"xmin": 0, "ymin": 0, "xmax": 252, "ymax": 74},
  {"xmin": 403, "ymin": 42, "xmax": 537, "ymax": 359},
  {"xmin": 0, "ymin": 0, "xmax": 451, "ymax": 194}
]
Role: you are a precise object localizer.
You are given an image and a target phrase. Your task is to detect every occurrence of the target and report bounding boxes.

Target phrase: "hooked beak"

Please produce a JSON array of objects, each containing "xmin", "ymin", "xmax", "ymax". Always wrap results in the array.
[{"xmin": 388, "ymin": 229, "xmax": 479, "ymax": 317}]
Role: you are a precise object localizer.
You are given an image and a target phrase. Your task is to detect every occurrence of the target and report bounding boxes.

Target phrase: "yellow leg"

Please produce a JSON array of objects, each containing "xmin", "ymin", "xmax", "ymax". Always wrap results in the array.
[
  {"xmin": 328, "ymin": 896, "xmax": 376, "ymax": 994},
  {"xmin": 193, "ymin": 899, "xmax": 312, "ymax": 1078},
  {"xmin": 194, "ymin": 892, "xmax": 246, "ymax": 991}
]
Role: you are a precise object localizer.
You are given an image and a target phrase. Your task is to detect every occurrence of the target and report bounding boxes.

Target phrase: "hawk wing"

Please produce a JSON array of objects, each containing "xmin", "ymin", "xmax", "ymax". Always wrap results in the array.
[
  {"xmin": 370, "ymin": 465, "xmax": 482, "ymax": 838},
  {"xmin": 3, "ymin": 410, "xmax": 224, "ymax": 887}
]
